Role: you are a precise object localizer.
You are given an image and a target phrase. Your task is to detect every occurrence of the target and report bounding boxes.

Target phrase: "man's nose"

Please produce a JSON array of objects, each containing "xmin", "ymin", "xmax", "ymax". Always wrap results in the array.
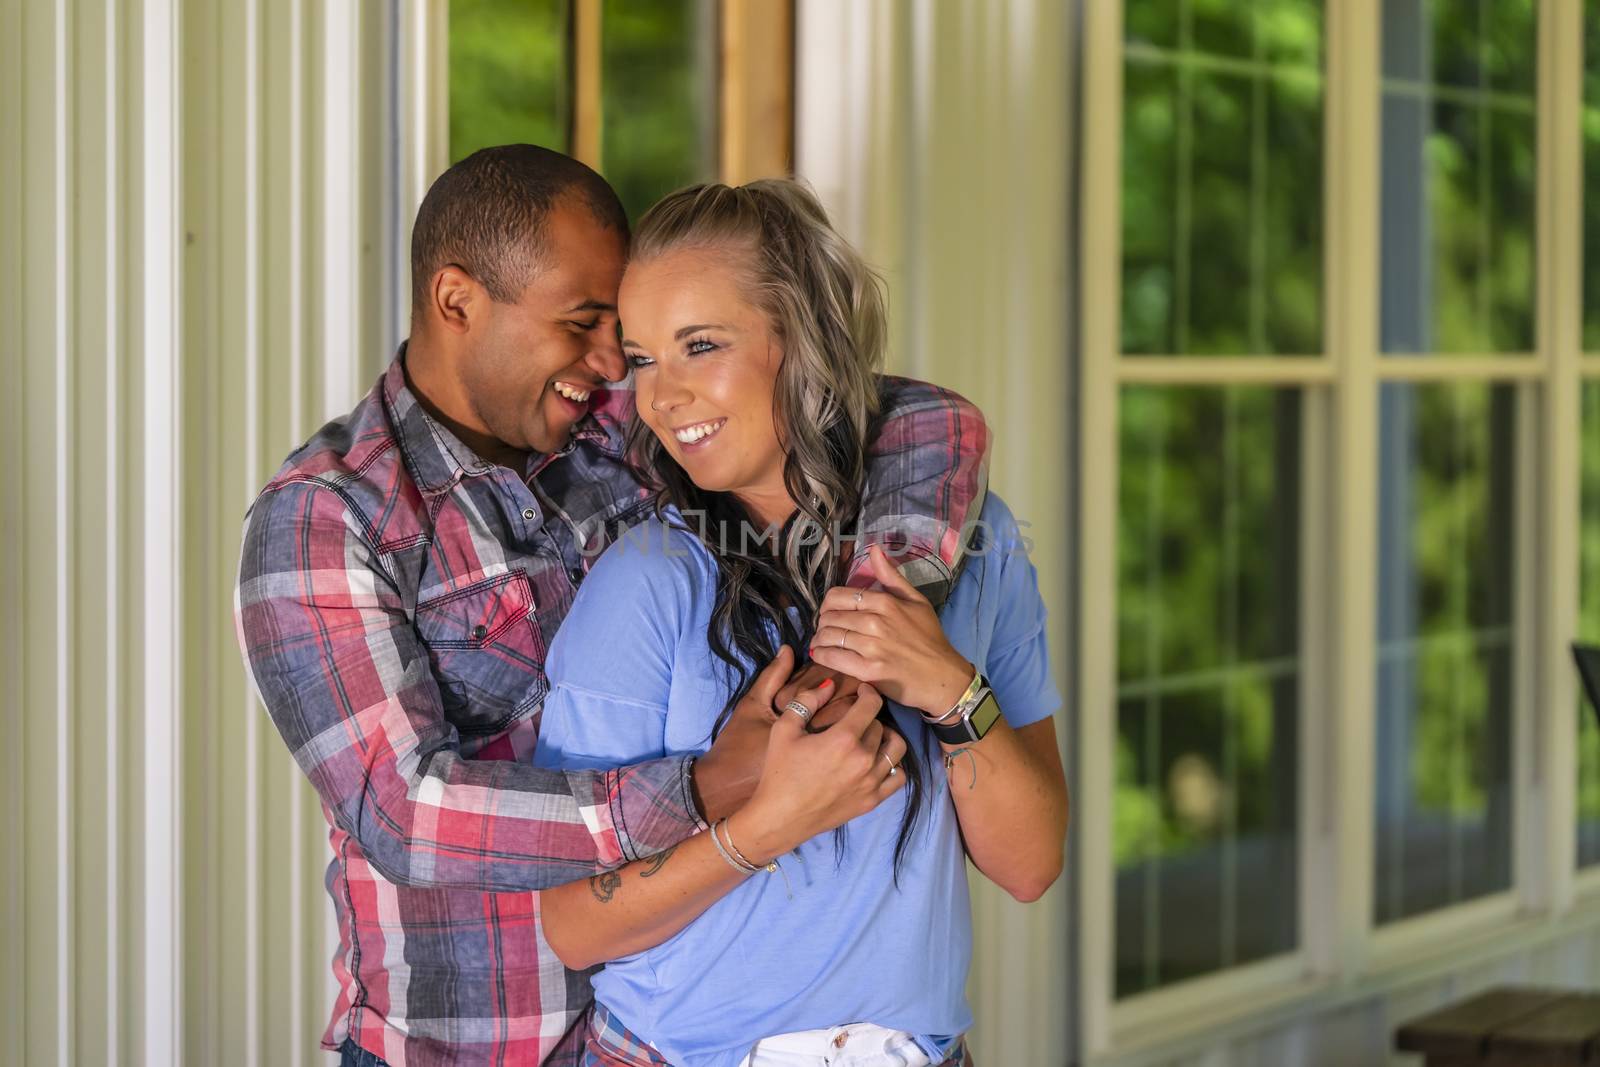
[{"xmin": 583, "ymin": 330, "xmax": 626, "ymax": 384}]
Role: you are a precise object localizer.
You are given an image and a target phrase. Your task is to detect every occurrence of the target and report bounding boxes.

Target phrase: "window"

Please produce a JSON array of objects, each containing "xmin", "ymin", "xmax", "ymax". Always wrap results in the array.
[
  {"xmin": 1084, "ymin": 0, "xmax": 1584, "ymax": 1054},
  {"xmin": 1581, "ymin": 383, "xmax": 1600, "ymax": 868},
  {"xmin": 1373, "ymin": 382, "xmax": 1517, "ymax": 921},
  {"xmin": 1580, "ymin": 0, "xmax": 1600, "ymax": 871},
  {"xmin": 447, "ymin": 0, "xmax": 790, "ymax": 222},
  {"xmin": 1372, "ymin": 0, "xmax": 1535, "ymax": 922},
  {"xmin": 1113, "ymin": 0, "xmax": 1322, "ymax": 996},
  {"xmin": 1116, "ymin": 387, "xmax": 1302, "ymax": 995}
]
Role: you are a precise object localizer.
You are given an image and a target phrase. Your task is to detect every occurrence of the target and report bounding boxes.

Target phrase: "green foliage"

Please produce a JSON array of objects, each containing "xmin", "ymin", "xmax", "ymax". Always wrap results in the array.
[
  {"xmin": 449, "ymin": 0, "xmax": 568, "ymax": 163},
  {"xmin": 1580, "ymin": 384, "xmax": 1600, "ymax": 848},
  {"xmin": 600, "ymin": 0, "xmax": 718, "ymax": 222}
]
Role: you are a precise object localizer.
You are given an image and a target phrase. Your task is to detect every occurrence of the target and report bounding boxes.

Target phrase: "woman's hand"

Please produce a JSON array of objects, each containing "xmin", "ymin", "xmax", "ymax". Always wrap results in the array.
[
  {"xmin": 809, "ymin": 545, "xmax": 974, "ymax": 717},
  {"xmin": 728, "ymin": 675, "xmax": 907, "ymax": 864}
]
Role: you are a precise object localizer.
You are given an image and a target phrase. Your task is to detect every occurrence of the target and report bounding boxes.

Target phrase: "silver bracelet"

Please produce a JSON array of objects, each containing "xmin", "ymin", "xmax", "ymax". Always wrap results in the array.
[
  {"xmin": 710, "ymin": 818, "xmax": 759, "ymax": 874},
  {"xmin": 722, "ymin": 820, "xmax": 772, "ymax": 873},
  {"xmin": 923, "ymin": 665, "xmax": 983, "ymax": 725}
]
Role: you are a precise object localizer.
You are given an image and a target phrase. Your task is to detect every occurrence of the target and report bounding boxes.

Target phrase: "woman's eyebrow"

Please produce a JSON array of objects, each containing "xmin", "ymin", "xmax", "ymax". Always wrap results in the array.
[{"xmin": 674, "ymin": 323, "xmax": 726, "ymax": 340}]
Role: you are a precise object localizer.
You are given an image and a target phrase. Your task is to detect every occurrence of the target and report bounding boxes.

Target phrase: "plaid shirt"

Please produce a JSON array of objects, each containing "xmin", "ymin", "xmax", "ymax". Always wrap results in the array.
[{"xmin": 235, "ymin": 353, "xmax": 990, "ymax": 1067}]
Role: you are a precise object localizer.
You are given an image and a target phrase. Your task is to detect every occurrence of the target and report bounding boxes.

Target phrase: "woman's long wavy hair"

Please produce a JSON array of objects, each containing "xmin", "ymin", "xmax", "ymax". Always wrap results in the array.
[{"xmin": 624, "ymin": 179, "xmax": 924, "ymax": 876}]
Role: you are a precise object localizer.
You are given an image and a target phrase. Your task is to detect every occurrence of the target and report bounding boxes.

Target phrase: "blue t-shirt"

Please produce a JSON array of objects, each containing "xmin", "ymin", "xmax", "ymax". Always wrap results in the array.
[{"xmin": 533, "ymin": 493, "xmax": 1059, "ymax": 1067}]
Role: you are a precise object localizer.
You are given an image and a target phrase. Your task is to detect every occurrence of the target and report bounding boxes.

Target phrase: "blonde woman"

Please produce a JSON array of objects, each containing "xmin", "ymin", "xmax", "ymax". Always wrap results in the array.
[{"xmin": 532, "ymin": 180, "xmax": 1069, "ymax": 1067}]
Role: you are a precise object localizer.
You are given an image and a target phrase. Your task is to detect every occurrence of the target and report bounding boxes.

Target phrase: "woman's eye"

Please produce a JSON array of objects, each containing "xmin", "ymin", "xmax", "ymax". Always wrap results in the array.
[
  {"xmin": 686, "ymin": 339, "xmax": 717, "ymax": 355},
  {"xmin": 625, "ymin": 353, "xmax": 654, "ymax": 369},
  {"xmin": 569, "ymin": 319, "xmax": 600, "ymax": 331}
]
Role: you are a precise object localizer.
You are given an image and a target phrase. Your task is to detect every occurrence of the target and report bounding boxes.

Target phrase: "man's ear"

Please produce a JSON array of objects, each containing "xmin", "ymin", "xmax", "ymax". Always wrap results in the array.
[{"xmin": 429, "ymin": 266, "xmax": 480, "ymax": 335}]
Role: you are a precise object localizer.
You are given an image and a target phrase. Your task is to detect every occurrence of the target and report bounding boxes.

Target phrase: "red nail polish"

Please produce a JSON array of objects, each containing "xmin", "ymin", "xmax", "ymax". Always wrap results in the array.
[{"xmin": 820, "ymin": 678, "xmax": 834, "ymax": 690}]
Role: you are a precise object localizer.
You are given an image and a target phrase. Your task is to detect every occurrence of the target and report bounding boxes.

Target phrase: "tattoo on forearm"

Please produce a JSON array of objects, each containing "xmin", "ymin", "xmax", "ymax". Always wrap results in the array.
[
  {"xmin": 639, "ymin": 844, "xmax": 678, "ymax": 879},
  {"xmin": 589, "ymin": 870, "xmax": 622, "ymax": 904}
]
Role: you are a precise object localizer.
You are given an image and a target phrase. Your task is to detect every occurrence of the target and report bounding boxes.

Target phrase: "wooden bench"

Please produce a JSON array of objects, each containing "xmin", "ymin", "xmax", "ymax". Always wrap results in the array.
[{"xmin": 1396, "ymin": 987, "xmax": 1600, "ymax": 1065}]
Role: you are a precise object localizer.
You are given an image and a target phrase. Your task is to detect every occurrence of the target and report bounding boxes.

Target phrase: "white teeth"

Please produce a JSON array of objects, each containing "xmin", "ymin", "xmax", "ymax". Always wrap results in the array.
[
  {"xmin": 553, "ymin": 381, "xmax": 591, "ymax": 403},
  {"xmin": 674, "ymin": 419, "xmax": 725, "ymax": 444}
]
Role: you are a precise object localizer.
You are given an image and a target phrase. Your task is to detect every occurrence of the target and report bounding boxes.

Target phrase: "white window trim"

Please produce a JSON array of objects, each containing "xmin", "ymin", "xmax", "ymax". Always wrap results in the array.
[{"xmin": 1078, "ymin": 0, "xmax": 1596, "ymax": 1059}]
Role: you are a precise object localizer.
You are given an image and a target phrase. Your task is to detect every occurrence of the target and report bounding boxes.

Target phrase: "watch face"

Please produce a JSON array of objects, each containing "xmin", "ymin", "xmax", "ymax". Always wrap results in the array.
[{"xmin": 970, "ymin": 691, "xmax": 1002, "ymax": 738}]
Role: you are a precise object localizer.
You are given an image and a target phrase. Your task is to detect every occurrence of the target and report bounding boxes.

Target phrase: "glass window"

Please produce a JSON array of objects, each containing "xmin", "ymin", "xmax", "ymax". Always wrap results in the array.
[
  {"xmin": 600, "ymin": 0, "xmax": 718, "ymax": 221},
  {"xmin": 1115, "ymin": 387, "xmax": 1301, "ymax": 996},
  {"xmin": 446, "ymin": 0, "xmax": 719, "ymax": 221},
  {"xmin": 448, "ymin": 0, "xmax": 570, "ymax": 164},
  {"xmin": 1585, "ymin": 0, "xmax": 1600, "ymax": 349},
  {"xmin": 1379, "ymin": 0, "xmax": 1536, "ymax": 355},
  {"xmin": 1373, "ymin": 382, "xmax": 1516, "ymax": 923},
  {"xmin": 1580, "ymin": 383, "xmax": 1600, "ymax": 867},
  {"xmin": 1121, "ymin": 1, "xmax": 1324, "ymax": 356}
]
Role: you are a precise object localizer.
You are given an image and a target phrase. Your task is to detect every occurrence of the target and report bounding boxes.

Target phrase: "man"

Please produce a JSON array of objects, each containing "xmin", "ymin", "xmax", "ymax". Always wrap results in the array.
[{"xmin": 235, "ymin": 145, "xmax": 989, "ymax": 1067}]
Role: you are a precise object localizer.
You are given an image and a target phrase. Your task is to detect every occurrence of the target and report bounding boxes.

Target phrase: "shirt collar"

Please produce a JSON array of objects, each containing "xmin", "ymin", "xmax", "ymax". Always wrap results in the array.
[{"xmin": 382, "ymin": 344, "xmax": 619, "ymax": 493}]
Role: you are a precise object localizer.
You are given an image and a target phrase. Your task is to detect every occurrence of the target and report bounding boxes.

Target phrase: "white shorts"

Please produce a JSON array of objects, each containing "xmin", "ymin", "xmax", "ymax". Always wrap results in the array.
[{"xmin": 737, "ymin": 1023, "xmax": 933, "ymax": 1067}]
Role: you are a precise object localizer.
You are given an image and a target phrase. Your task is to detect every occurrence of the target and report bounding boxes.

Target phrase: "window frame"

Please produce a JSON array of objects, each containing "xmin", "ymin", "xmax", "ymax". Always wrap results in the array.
[{"xmin": 1078, "ymin": 0, "xmax": 1596, "ymax": 1058}]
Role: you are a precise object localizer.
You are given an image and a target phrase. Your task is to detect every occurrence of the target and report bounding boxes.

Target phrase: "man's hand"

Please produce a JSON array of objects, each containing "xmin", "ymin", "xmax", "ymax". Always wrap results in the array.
[
  {"xmin": 689, "ymin": 646, "xmax": 796, "ymax": 822},
  {"xmin": 775, "ymin": 660, "xmax": 862, "ymax": 731}
]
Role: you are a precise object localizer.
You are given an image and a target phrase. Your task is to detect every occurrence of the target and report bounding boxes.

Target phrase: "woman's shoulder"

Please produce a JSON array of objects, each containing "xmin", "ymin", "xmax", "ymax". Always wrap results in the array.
[
  {"xmin": 580, "ymin": 508, "xmax": 717, "ymax": 610},
  {"xmin": 967, "ymin": 492, "xmax": 1027, "ymax": 556}
]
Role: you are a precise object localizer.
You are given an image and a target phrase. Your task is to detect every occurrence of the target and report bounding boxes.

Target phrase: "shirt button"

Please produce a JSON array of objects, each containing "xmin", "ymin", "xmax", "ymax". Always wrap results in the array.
[
  {"xmin": 472, "ymin": 624, "xmax": 488, "ymax": 641},
  {"xmin": 521, "ymin": 507, "xmax": 537, "ymax": 521}
]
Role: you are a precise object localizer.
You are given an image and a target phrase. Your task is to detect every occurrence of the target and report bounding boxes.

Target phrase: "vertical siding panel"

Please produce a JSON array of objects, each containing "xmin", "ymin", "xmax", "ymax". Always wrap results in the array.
[
  {"xmin": 19, "ymin": 1, "xmax": 66, "ymax": 1063},
  {"xmin": 50, "ymin": 2, "xmax": 74, "ymax": 1062},
  {"xmin": 256, "ymin": 4, "xmax": 304, "ymax": 1060},
  {"xmin": 140, "ymin": 0, "xmax": 184, "ymax": 1061},
  {"xmin": 70, "ymin": 1, "xmax": 112, "ymax": 1063},
  {"xmin": 101, "ymin": 0, "xmax": 125, "ymax": 1059},
  {"xmin": 180, "ymin": 0, "xmax": 220, "ymax": 1057},
  {"xmin": 236, "ymin": 1, "xmax": 265, "ymax": 1059},
  {"xmin": 118, "ymin": 7, "xmax": 147, "ymax": 1060},
  {"xmin": 0, "ymin": 0, "xmax": 27, "ymax": 1063}
]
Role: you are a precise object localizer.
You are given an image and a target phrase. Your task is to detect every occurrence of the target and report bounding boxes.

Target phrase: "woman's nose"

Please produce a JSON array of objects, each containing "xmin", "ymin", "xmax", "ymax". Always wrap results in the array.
[{"xmin": 649, "ymin": 366, "xmax": 694, "ymax": 413}]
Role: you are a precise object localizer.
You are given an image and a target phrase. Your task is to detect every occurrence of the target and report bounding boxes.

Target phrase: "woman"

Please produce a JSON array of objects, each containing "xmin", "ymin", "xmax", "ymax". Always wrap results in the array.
[{"xmin": 532, "ymin": 180, "xmax": 1068, "ymax": 1067}]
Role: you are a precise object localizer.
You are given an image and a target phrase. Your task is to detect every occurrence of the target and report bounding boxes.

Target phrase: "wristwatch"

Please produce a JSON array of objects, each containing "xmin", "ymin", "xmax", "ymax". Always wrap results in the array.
[{"xmin": 928, "ymin": 674, "xmax": 1002, "ymax": 745}]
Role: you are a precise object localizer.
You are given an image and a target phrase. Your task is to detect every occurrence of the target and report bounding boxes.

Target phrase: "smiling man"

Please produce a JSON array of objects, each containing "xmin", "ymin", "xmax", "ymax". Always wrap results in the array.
[{"xmin": 234, "ymin": 145, "xmax": 990, "ymax": 1067}]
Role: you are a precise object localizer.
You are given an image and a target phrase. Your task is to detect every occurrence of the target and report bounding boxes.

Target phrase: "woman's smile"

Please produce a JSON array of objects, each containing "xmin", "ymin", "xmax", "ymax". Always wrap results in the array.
[{"xmin": 670, "ymin": 417, "xmax": 728, "ymax": 449}]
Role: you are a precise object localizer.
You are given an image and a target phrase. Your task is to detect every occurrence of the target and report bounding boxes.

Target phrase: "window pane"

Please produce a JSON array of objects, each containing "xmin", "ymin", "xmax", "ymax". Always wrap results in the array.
[
  {"xmin": 1116, "ymin": 387, "xmax": 1301, "ymax": 997},
  {"xmin": 448, "ymin": 0, "xmax": 569, "ymax": 164},
  {"xmin": 1121, "ymin": 1, "xmax": 1324, "ymax": 356},
  {"xmin": 1583, "ymin": 1, "xmax": 1600, "ymax": 350},
  {"xmin": 1380, "ymin": 0, "xmax": 1536, "ymax": 355},
  {"xmin": 1580, "ymin": 382, "xmax": 1600, "ymax": 866},
  {"xmin": 600, "ymin": 0, "xmax": 718, "ymax": 222},
  {"xmin": 1374, "ymin": 383, "xmax": 1516, "ymax": 923}
]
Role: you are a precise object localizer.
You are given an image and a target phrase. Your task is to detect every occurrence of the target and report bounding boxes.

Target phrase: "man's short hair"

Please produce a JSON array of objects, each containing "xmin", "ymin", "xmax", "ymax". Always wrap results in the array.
[{"xmin": 409, "ymin": 144, "xmax": 629, "ymax": 315}]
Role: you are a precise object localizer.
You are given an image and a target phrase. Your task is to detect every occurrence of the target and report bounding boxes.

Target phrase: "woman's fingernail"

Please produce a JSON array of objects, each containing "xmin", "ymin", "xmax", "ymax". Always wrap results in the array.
[{"xmin": 820, "ymin": 678, "xmax": 834, "ymax": 690}]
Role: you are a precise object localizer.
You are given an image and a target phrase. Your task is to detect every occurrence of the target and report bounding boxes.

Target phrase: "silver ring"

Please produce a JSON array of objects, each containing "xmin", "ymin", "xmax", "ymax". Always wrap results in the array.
[
  {"xmin": 853, "ymin": 589, "xmax": 865, "ymax": 607},
  {"xmin": 882, "ymin": 753, "xmax": 898, "ymax": 776},
  {"xmin": 839, "ymin": 631, "xmax": 848, "ymax": 650},
  {"xmin": 783, "ymin": 699, "xmax": 813, "ymax": 723}
]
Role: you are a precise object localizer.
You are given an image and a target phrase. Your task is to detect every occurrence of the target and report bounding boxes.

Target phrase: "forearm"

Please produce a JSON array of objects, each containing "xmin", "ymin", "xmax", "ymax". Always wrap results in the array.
[
  {"xmin": 541, "ymin": 810, "xmax": 779, "ymax": 970},
  {"xmin": 344, "ymin": 746, "xmax": 702, "ymax": 892},
  {"xmin": 944, "ymin": 718, "xmax": 1068, "ymax": 902}
]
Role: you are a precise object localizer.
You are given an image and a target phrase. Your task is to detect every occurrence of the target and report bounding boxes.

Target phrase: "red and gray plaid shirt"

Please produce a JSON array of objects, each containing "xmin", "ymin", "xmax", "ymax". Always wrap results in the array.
[{"xmin": 235, "ymin": 353, "xmax": 989, "ymax": 1067}]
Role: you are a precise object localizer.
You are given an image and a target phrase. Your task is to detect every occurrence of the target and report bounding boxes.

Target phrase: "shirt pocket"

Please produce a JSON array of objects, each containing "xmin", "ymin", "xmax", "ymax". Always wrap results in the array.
[{"xmin": 414, "ymin": 569, "xmax": 548, "ymax": 736}]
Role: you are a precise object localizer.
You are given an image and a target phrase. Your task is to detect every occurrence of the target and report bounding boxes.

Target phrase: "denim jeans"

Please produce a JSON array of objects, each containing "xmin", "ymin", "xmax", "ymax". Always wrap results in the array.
[{"xmin": 338, "ymin": 1038, "xmax": 390, "ymax": 1067}]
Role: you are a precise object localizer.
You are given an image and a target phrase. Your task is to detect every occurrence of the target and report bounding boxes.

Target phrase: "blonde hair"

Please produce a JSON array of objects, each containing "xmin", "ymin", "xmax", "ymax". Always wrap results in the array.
[
  {"xmin": 626, "ymin": 179, "xmax": 924, "ymax": 875},
  {"xmin": 626, "ymin": 177, "xmax": 888, "ymax": 605}
]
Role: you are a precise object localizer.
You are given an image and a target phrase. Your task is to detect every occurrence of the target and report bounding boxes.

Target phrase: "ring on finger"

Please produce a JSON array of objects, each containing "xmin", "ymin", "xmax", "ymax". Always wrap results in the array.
[
  {"xmin": 839, "ymin": 631, "xmax": 849, "ymax": 650},
  {"xmin": 783, "ymin": 699, "xmax": 813, "ymax": 723},
  {"xmin": 881, "ymin": 751, "xmax": 899, "ymax": 776},
  {"xmin": 853, "ymin": 589, "xmax": 865, "ymax": 608}
]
